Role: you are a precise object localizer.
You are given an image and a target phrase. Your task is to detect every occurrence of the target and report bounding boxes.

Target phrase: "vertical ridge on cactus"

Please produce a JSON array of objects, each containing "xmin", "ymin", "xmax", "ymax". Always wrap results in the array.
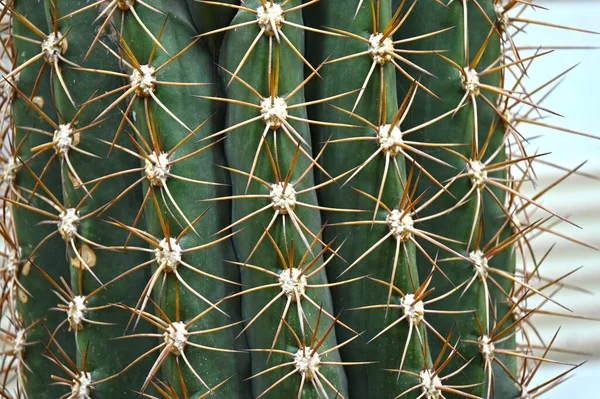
[{"xmin": 0, "ymin": 0, "xmax": 597, "ymax": 398}]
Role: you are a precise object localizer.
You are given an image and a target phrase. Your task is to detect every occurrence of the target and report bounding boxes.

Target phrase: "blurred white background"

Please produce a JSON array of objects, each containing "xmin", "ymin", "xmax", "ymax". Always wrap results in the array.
[{"xmin": 515, "ymin": 1, "xmax": 600, "ymax": 397}]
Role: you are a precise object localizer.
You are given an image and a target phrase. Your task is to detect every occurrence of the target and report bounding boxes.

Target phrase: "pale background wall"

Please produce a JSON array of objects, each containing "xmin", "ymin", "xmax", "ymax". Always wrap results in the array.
[{"xmin": 515, "ymin": 1, "xmax": 600, "ymax": 397}]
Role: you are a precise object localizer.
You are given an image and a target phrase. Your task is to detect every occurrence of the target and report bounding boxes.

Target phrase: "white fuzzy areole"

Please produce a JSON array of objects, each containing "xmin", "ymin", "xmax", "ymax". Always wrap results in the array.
[
  {"xmin": 144, "ymin": 151, "xmax": 171, "ymax": 186},
  {"xmin": 260, "ymin": 97, "xmax": 288, "ymax": 129},
  {"xmin": 420, "ymin": 369, "xmax": 443, "ymax": 399},
  {"xmin": 470, "ymin": 249, "xmax": 489, "ymax": 279},
  {"xmin": 503, "ymin": 108, "xmax": 515, "ymax": 128},
  {"xmin": 494, "ymin": 2, "xmax": 510, "ymax": 26},
  {"xmin": 401, "ymin": 294, "xmax": 425, "ymax": 325},
  {"xmin": 293, "ymin": 347, "xmax": 321, "ymax": 380},
  {"xmin": 3, "ymin": 248, "xmax": 20, "ymax": 281},
  {"xmin": 461, "ymin": 67, "xmax": 480, "ymax": 96},
  {"xmin": 53, "ymin": 124, "xmax": 75, "ymax": 156},
  {"xmin": 164, "ymin": 321, "xmax": 188, "ymax": 356},
  {"xmin": 467, "ymin": 159, "xmax": 487, "ymax": 190},
  {"xmin": 12, "ymin": 329, "xmax": 26, "ymax": 360},
  {"xmin": 278, "ymin": 267, "xmax": 307, "ymax": 301},
  {"xmin": 378, "ymin": 124, "xmax": 403, "ymax": 156},
  {"xmin": 479, "ymin": 335, "xmax": 496, "ymax": 362},
  {"xmin": 58, "ymin": 208, "xmax": 80, "ymax": 241},
  {"xmin": 155, "ymin": 237, "xmax": 182, "ymax": 272},
  {"xmin": 0, "ymin": 73, "xmax": 17, "ymax": 100},
  {"xmin": 67, "ymin": 295, "xmax": 87, "ymax": 332},
  {"xmin": 2, "ymin": 157, "xmax": 20, "ymax": 185},
  {"xmin": 386, "ymin": 209, "xmax": 414, "ymax": 242},
  {"xmin": 130, "ymin": 64, "xmax": 156, "ymax": 97},
  {"xmin": 42, "ymin": 32, "xmax": 68, "ymax": 64},
  {"xmin": 256, "ymin": 3, "xmax": 285, "ymax": 36},
  {"xmin": 368, "ymin": 33, "xmax": 394, "ymax": 65},
  {"xmin": 270, "ymin": 182, "xmax": 296, "ymax": 214},
  {"xmin": 71, "ymin": 371, "xmax": 93, "ymax": 399}
]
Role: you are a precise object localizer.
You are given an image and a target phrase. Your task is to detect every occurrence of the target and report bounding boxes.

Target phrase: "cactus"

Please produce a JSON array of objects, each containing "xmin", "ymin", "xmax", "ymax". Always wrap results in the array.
[{"xmin": 0, "ymin": 0, "xmax": 597, "ymax": 398}]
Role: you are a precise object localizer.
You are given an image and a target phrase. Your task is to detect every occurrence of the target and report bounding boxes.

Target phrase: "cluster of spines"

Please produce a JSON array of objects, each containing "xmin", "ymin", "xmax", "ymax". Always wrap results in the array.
[{"xmin": 0, "ymin": 0, "xmax": 597, "ymax": 398}]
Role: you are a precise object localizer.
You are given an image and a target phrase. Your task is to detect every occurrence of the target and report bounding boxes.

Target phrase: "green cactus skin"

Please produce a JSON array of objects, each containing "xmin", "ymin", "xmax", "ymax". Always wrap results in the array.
[
  {"xmin": 393, "ymin": 1, "xmax": 518, "ymax": 397},
  {"xmin": 468, "ymin": 4, "xmax": 519, "ymax": 397},
  {"xmin": 185, "ymin": 0, "xmax": 238, "ymax": 58},
  {"xmin": 220, "ymin": 1, "xmax": 349, "ymax": 397},
  {"xmin": 11, "ymin": 1, "xmax": 75, "ymax": 398},
  {"xmin": 390, "ymin": 2, "xmax": 484, "ymax": 397},
  {"xmin": 305, "ymin": 2, "xmax": 429, "ymax": 398},
  {"xmin": 47, "ymin": 1, "xmax": 160, "ymax": 396},
  {"xmin": 120, "ymin": 1, "xmax": 252, "ymax": 397},
  {"xmin": 2, "ymin": 0, "xmax": 594, "ymax": 398}
]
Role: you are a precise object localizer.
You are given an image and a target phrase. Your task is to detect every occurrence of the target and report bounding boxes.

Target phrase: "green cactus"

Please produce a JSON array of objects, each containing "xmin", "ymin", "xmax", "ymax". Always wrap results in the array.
[
  {"xmin": 0, "ymin": 1, "xmax": 596, "ymax": 398},
  {"xmin": 7, "ymin": 2, "xmax": 76, "ymax": 397}
]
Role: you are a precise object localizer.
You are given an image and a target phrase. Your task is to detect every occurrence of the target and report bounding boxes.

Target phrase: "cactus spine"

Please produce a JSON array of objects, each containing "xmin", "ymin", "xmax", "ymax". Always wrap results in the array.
[{"xmin": 0, "ymin": 1, "xmax": 597, "ymax": 398}]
